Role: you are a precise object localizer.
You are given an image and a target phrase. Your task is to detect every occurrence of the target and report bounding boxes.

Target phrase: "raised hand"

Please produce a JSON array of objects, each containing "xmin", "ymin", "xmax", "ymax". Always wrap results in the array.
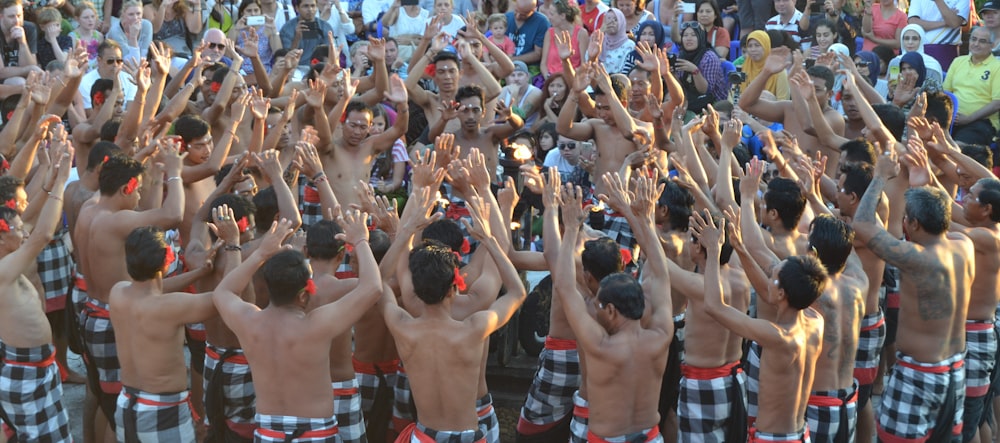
[
  {"xmin": 411, "ymin": 149, "xmax": 446, "ymax": 188},
  {"xmin": 874, "ymin": 143, "xmax": 900, "ymax": 180},
  {"xmin": 814, "ymin": 51, "xmax": 837, "ymax": 69},
  {"xmin": 258, "ymin": 218, "xmax": 297, "ymax": 258},
  {"xmin": 372, "ymin": 195, "xmax": 399, "ymax": 234},
  {"xmin": 740, "ymin": 157, "xmax": 765, "ymax": 198},
  {"xmin": 764, "ymin": 47, "xmax": 792, "ymax": 74},
  {"xmin": 572, "ymin": 62, "xmax": 592, "ymax": 93},
  {"xmin": 238, "ymin": 29, "xmax": 261, "ymax": 59},
  {"xmin": 598, "ymin": 172, "xmax": 633, "ymax": 215},
  {"xmin": 560, "ymin": 184, "xmax": 591, "ymax": 227},
  {"xmin": 555, "ymin": 30, "xmax": 573, "ymax": 60},
  {"xmin": 433, "ymin": 133, "xmax": 460, "ymax": 170},
  {"xmin": 789, "ymin": 70, "xmax": 816, "ymax": 100},
  {"xmin": 383, "ymin": 74, "xmax": 408, "ymax": 104},
  {"xmin": 630, "ymin": 170, "xmax": 662, "ymax": 222},
  {"xmin": 690, "ymin": 209, "xmax": 725, "ymax": 252},
  {"xmin": 296, "ymin": 142, "xmax": 323, "ymax": 178},
  {"xmin": 902, "ymin": 137, "xmax": 932, "ymax": 187},
  {"xmin": 337, "ymin": 209, "xmax": 371, "ymax": 245},
  {"xmin": 498, "ymin": 175, "xmax": 520, "ymax": 211},
  {"xmin": 461, "ymin": 188, "xmax": 492, "ymax": 240},
  {"xmin": 520, "ymin": 164, "xmax": 545, "ymax": 194},
  {"xmin": 368, "ymin": 37, "xmax": 386, "ymax": 62},
  {"xmin": 249, "ymin": 87, "xmax": 270, "ymax": 119},
  {"xmin": 702, "ymin": 104, "xmax": 720, "ymax": 136},
  {"xmin": 463, "ymin": 148, "xmax": 491, "ymax": 192},
  {"xmin": 439, "ymin": 100, "xmax": 461, "ymax": 121},
  {"xmin": 210, "ymin": 204, "xmax": 242, "ymax": 244},
  {"xmin": 586, "ymin": 29, "xmax": 604, "ymax": 61},
  {"xmin": 305, "ymin": 78, "xmax": 327, "ymax": 108},
  {"xmin": 635, "ymin": 41, "xmax": 658, "ymax": 72},
  {"xmin": 260, "ymin": 149, "xmax": 285, "ymax": 183}
]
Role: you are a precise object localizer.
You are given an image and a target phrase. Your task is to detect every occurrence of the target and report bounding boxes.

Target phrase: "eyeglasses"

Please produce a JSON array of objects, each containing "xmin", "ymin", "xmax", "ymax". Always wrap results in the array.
[
  {"xmin": 104, "ymin": 58, "xmax": 124, "ymax": 65},
  {"xmin": 855, "ymin": 60, "xmax": 870, "ymax": 67},
  {"xmin": 681, "ymin": 21, "xmax": 700, "ymax": 30},
  {"xmin": 206, "ymin": 42, "xmax": 226, "ymax": 50},
  {"xmin": 559, "ymin": 142, "xmax": 576, "ymax": 150}
]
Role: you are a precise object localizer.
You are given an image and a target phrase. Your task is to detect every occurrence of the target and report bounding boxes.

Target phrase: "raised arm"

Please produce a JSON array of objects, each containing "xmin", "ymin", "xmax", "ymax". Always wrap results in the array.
[
  {"xmin": 852, "ymin": 149, "xmax": 924, "ymax": 270},
  {"xmin": 739, "ymin": 47, "xmax": 792, "ymax": 124},
  {"xmin": 260, "ymin": 149, "xmax": 303, "ymax": 230},
  {"xmin": 557, "ymin": 64, "xmax": 597, "ymax": 141},
  {"xmin": 311, "ymin": 209, "xmax": 383, "ymax": 336},
  {"xmin": 738, "ymin": 158, "xmax": 781, "ymax": 272}
]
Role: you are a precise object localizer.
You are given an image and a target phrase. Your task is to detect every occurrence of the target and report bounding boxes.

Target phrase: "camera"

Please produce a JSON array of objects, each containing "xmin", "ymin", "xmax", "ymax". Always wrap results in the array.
[
  {"xmin": 728, "ymin": 70, "xmax": 747, "ymax": 85},
  {"xmin": 246, "ymin": 15, "xmax": 264, "ymax": 26}
]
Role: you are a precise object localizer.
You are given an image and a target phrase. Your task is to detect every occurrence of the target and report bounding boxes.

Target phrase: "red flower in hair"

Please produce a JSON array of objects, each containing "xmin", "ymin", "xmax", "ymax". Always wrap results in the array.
[
  {"xmin": 236, "ymin": 216, "xmax": 249, "ymax": 233},
  {"xmin": 103, "ymin": 155, "xmax": 109, "ymax": 164},
  {"xmin": 93, "ymin": 91, "xmax": 106, "ymax": 107},
  {"xmin": 424, "ymin": 63, "xmax": 436, "ymax": 78},
  {"xmin": 163, "ymin": 247, "xmax": 176, "ymax": 270},
  {"xmin": 620, "ymin": 248, "xmax": 633, "ymax": 266},
  {"xmin": 345, "ymin": 243, "xmax": 354, "ymax": 253},
  {"xmin": 453, "ymin": 268, "xmax": 467, "ymax": 291},
  {"xmin": 311, "ymin": 58, "xmax": 320, "ymax": 65},
  {"xmin": 304, "ymin": 279, "xmax": 317, "ymax": 295},
  {"xmin": 339, "ymin": 110, "xmax": 347, "ymax": 124},
  {"xmin": 0, "ymin": 219, "xmax": 8, "ymax": 233},
  {"xmin": 4, "ymin": 111, "xmax": 12, "ymax": 121},
  {"xmin": 4, "ymin": 199, "xmax": 14, "ymax": 209},
  {"xmin": 0, "ymin": 158, "xmax": 7, "ymax": 171},
  {"xmin": 210, "ymin": 82, "xmax": 221, "ymax": 93},
  {"xmin": 460, "ymin": 237, "xmax": 470, "ymax": 255},
  {"xmin": 123, "ymin": 177, "xmax": 139, "ymax": 195}
]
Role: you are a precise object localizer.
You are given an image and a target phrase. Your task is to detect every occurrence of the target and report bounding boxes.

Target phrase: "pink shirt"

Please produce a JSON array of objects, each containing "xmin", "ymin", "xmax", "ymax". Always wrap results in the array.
[
  {"xmin": 863, "ymin": 4, "xmax": 907, "ymax": 52},
  {"xmin": 492, "ymin": 35, "xmax": 516, "ymax": 55},
  {"xmin": 545, "ymin": 25, "xmax": 583, "ymax": 75}
]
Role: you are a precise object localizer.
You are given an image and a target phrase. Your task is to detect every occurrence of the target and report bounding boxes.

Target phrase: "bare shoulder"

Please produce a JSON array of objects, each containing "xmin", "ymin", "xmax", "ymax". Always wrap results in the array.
[{"xmin": 946, "ymin": 231, "xmax": 976, "ymax": 253}]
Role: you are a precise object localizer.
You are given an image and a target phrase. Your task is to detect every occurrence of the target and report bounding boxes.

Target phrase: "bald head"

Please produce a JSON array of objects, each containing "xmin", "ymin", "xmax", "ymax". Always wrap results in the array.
[
  {"xmin": 514, "ymin": 0, "xmax": 536, "ymax": 20},
  {"xmin": 203, "ymin": 29, "xmax": 227, "ymax": 62}
]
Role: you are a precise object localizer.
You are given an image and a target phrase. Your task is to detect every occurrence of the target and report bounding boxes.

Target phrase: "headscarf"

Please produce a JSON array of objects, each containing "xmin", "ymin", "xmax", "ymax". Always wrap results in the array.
[
  {"xmin": 636, "ymin": 20, "xmax": 666, "ymax": 48},
  {"xmin": 678, "ymin": 22, "xmax": 710, "ymax": 65},
  {"xmin": 899, "ymin": 24, "xmax": 926, "ymax": 55},
  {"xmin": 900, "ymin": 51, "xmax": 927, "ymax": 87},
  {"xmin": 828, "ymin": 43, "xmax": 850, "ymax": 60},
  {"xmin": 602, "ymin": 8, "xmax": 630, "ymax": 58},
  {"xmin": 741, "ymin": 30, "xmax": 781, "ymax": 96},
  {"xmin": 855, "ymin": 51, "xmax": 880, "ymax": 86}
]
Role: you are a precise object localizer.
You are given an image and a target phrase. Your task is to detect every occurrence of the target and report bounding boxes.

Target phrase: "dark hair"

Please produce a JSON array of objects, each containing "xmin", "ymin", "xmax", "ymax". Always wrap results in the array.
[
  {"xmin": 100, "ymin": 119, "xmax": 122, "ymax": 142},
  {"xmin": 252, "ymin": 187, "xmax": 278, "ymax": 234},
  {"xmin": 977, "ymin": 179, "xmax": 1000, "ymax": 223},
  {"xmin": 90, "ymin": 79, "xmax": 114, "ymax": 106},
  {"xmin": 207, "ymin": 194, "xmax": 256, "ymax": 227},
  {"xmin": 210, "ymin": 66, "xmax": 230, "ymax": 86},
  {"xmin": 694, "ymin": 0, "xmax": 723, "ymax": 27},
  {"xmin": 764, "ymin": 178, "xmax": 806, "ymax": 231},
  {"xmin": 924, "ymin": 91, "xmax": 954, "ymax": 129},
  {"xmin": 593, "ymin": 75, "xmax": 628, "ymax": 102},
  {"xmin": 173, "ymin": 114, "xmax": 211, "ymax": 144},
  {"xmin": 535, "ymin": 122, "xmax": 559, "ymax": 157},
  {"xmin": 0, "ymin": 176, "xmax": 24, "ymax": 204},
  {"xmin": 433, "ymin": 51, "xmax": 460, "ymax": 69},
  {"xmin": 961, "ymin": 144, "xmax": 992, "ymax": 169},
  {"xmin": 237, "ymin": 0, "xmax": 261, "ymax": 17},
  {"xmin": 840, "ymin": 162, "xmax": 874, "ymax": 200},
  {"xmin": 261, "ymin": 250, "xmax": 312, "ymax": 306},
  {"xmin": 808, "ymin": 214, "xmax": 854, "ymax": 274},
  {"xmin": 712, "ymin": 99, "xmax": 734, "ymax": 114},
  {"xmin": 96, "ymin": 39, "xmax": 121, "ymax": 59},
  {"xmin": 371, "ymin": 229, "xmax": 391, "ymax": 263},
  {"xmin": 904, "ymin": 186, "xmax": 950, "ymax": 235},
  {"xmin": 125, "ymin": 226, "xmax": 170, "ymax": 281},
  {"xmin": 88, "ymin": 141, "xmax": 122, "ymax": 171},
  {"xmin": 658, "ymin": 180, "xmax": 694, "ymax": 231},
  {"xmin": 693, "ymin": 214, "xmax": 735, "ymax": 265},
  {"xmin": 806, "ymin": 65, "xmax": 835, "ymax": 91},
  {"xmin": 345, "ymin": 100, "xmax": 373, "ymax": 120},
  {"xmin": 455, "ymin": 85, "xmax": 485, "ymax": 109},
  {"xmin": 541, "ymin": 73, "xmax": 568, "ymax": 109},
  {"xmin": 779, "ymin": 255, "xmax": 828, "ymax": 310},
  {"xmin": 839, "ymin": 139, "xmax": 876, "ymax": 166},
  {"xmin": 306, "ymin": 220, "xmax": 346, "ymax": 260},
  {"xmin": 409, "ymin": 240, "xmax": 462, "ymax": 304},
  {"xmin": 581, "ymin": 237, "xmax": 623, "ymax": 281},
  {"xmin": 596, "ymin": 273, "xmax": 645, "ymax": 320},
  {"xmin": 422, "ymin": 219, "xmax": 465, "ymax": 252},
  {"xmin": 98, "ymin": 155, "xmax": 144, "ymax": 196},
  {"xmin": 813, "ymin": 18, "xmax": 837, "ymax": 36},
  {"xmin": 215, "ymin": 163, "xmax": 260, "ymax": 186},
  {"xmin": 0, "ymin": 207, "xmax": 17, "ymax": 230},
  {"xmin": 872, "ymin": 44, "xmax": 895, "ymax": 70},
  {"xmin": 871, "ymin": 104, "xmax": 906, "ymax": 142}
]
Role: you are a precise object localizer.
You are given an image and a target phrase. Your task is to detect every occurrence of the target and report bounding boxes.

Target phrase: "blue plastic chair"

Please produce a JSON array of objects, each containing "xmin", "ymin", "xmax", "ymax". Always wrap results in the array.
[
  {"xmin": 721, "ymin": 60, "xmax": 736, "ymax": 89},
  {"xmin": 855, "ymin": 36, "xmax": 864, "ymax": 53},
  {"xmin": 730, "ymin": 40, "xmax": 741, "ymax": 61},
  {"xmin": 943, "ymin": 90, "xmax": 959, "ymax": 131}
]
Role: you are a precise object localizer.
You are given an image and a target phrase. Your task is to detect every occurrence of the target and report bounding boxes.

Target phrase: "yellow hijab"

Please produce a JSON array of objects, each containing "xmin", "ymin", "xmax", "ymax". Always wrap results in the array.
[{"xmin": 742, "ymin": 31, "xmax": 785, "ymax": 98}]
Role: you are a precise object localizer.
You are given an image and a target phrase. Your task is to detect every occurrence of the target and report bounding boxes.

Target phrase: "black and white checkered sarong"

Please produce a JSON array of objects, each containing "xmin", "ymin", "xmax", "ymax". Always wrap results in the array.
[
  {"xmin": 115, "ymin": 387, "xmax": 196, "ymax": 442},
  {"xmin": 0, "ymin": 343, "xmax": 71, "ymax": 442},
  {"xmin": 877, "ymin": 352, "xmax": 965, "ymax": 441}
]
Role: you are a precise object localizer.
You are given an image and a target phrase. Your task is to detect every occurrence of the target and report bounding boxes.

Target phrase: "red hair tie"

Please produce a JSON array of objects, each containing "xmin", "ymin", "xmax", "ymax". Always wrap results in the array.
[
  {"xmin": 304, "ymin": 278, "xmax": 317, "ymax": 295},
  {"xmin": 460, "ymin": 237, "xmax": 470, "ymax": 255},
  {"xmin": 236, "ymin": 216, "xmax": 249, "ymax": 233},
  {"xmin": 123, "ymin": 177, "xmax": 139, "ymax": 195},
  {"xmin": 0, "ymin": 219, "xmax": 8, "ymax": 233},
  {"xmin": 311, "ymin": 58, "xmax": 320, "ymax": 65},
  {"xmin": 620, "ymin": 248, "xmax": 633, "ymax": 266},
  {"xmin": 93, "ymin": 91, "xmax": 105, "ymax": 107},
  {"xmin": 210, "ymin": 82, "xmax": 221, "ymax": 93},
  {"xmin": 163, "ymin": 247, "xmax": 176, "ymax": 270},
  {"xmin": 453, "ymin": 268, "xmax": 467, "ymax": 291},
  {"xmin": 4, "ymin": 199, "xmax": 15, "ymax": 209}
]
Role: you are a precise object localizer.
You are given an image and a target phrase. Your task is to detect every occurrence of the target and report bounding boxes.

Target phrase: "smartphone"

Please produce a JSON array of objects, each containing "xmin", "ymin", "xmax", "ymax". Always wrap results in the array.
[
  {"xmin": 303, "ymin": 20, "xmax": 320, "ymax": 38},
  {"xmin": 246, "ymin": 15, "xmax": 264, "ymax": 26},
  {"xmin": 681, "ymin": 2, "xmax": 696, "ymax": 14}
]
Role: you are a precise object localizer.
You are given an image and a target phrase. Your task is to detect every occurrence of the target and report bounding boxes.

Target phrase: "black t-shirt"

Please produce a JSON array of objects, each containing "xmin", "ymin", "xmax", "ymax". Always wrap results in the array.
[{"xmin": 1, "ymin": 22, "xmax": 38, "ymax": 67}]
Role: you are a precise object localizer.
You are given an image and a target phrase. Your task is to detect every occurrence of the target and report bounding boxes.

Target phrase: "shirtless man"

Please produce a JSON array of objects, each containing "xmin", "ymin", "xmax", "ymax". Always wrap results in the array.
[
  {"xmin": 109, "ymin": 215, "xmax": 233, "ymax": 441},
  {"xmin": 0, "ymin": 144, "xmax": 72, "ymax": 442},
  {"xmin": 213, "ymin": 210, "xmax": 382, "ymax": 441},
  {"xmin": 428, "ymin": 85, "xmax": 522, "ymax": 183},
  {"xmin": 75, "ymin": 146, "xmax": 185, "ymax": 431},
  {"xmin": 700, "ymin": 210, "xmax": 827, "ymax": 443},
  {"xmin": 553, "ymin": 173, "xmax": 673, "ymax": 442},
  {"xmin": 852, "ymin": 150, "xmax": 973, "ymax": 442},
  {"xmin": 558, "ymin": 62, "xmax": 652, "ymax": 250},
  {"xmin": 321, "ymin": 73, "xmax": 409, "ymax": 210},
  {"xmin": 380, "ymin": 186, "xmax": 526, "ymax": 441}
]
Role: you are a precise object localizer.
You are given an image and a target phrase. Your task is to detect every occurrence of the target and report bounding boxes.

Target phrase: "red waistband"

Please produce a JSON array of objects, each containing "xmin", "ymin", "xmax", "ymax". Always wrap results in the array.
[
  {"xmin": 897, "ymin": 358, "xmax": 964, "ymax": 374},
  {"xmin": 3, "ymin": 351, "xmax": 57, "ymax": 368},
  {"xmin": 353, "ymin": 357, "xmax": 401, "ymax": 374},
  {"xmin": 206, "ymin": 347, "xmax": 248, "ymax": 365},
  {"xmin": 808, "ymin": 389, "xmax": 858, "ymax": 407},
  {"xmin": 395, "ymin": 423, "xmax": 485, "ymax": 443},
  {"xmin": 75, "ymin": 276, "xmax": 88, "ymax": 292},
  {"xmin": 966, "ymin": 320, "xmax": 995, "ymax": 331},
  {"xmin": 681, "ymin": 361, "xmax": 741, "ymax": 380},
  {"xmin": 861, "ymin": 316, "xmax": 886, "ymax": 332},
  {"xmin": 257, "ymin": 425, "xmax": 339, "ymax": 439},
  {"xmin": 84, "ymin": 301, "xmax": 110, "ymax": 318},
  {"xmin": 588, "ymin": 427, "xmax": 660, "ymax": 443},
  {"xmin": 545, "ymin": 336, "xmax": 577, "ymax": 351},
  {"xmin": 333, "ymin": 387, "xmax": 359, "ymax": 397}
]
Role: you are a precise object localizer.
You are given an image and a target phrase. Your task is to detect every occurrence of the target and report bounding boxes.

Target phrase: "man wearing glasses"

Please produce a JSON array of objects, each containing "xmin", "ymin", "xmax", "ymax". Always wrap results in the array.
[{"xmin": 77, "ymin": 39, "xmax": 137, "ymax": 110}]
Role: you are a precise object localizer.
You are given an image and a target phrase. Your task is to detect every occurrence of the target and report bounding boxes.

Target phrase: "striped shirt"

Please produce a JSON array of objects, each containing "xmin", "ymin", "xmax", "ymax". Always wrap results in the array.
[{"xmin": 766, "ymin": 10, "xmax": 804, "ymax": 42}]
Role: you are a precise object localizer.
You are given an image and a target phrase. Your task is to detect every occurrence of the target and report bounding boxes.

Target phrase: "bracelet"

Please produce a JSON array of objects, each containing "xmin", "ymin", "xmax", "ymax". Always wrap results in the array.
[
  {"xmin": 166, "ymin": 176, "xmax": 181, "ymax": 183},
  {"xmin": 47, "ymin": 192, "xmax": 62, "ymax": 201},
  {"xmin": 42, "ymin": 187, "xmax": 52, "ymax": 193},
  {"xmin": 224, "ymin": 244, "xmax": 242, "ymax": 251},
  {"xmin": 311, "ymin": 171, "xmax": 325, "ymax": 181},
  {"xmin": 314, "ymin": 175, "xmax": 329, "ymax": 184},
  {"xmin": 692, "ymin": 68, "xmax": 701, "ymax": 76}
]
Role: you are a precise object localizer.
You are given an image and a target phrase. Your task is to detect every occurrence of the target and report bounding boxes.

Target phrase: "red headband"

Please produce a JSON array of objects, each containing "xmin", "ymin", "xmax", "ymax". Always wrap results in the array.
[
  {"xmin": 163, "ymin": 247, "xmax": 176, "ymax": 270},
  {"xmin": 460, "ymin": 238, "xmax": 470, "ymax": 255},
  {"xmin": 0, "ymin": 219, "xmax": 8, "ymax": 233},
  {"xmin": 123, "ymin": 177, "xmax": 139, "ymax": 195},
  {"xmin": 304, "ymin": 279, "xmax": 316, "ymax": 296},
  {"xmin": 236, "ymin": 216, "xmax": 249, "ymax": 234},
  {"xmin": 620, "ymin": 248, "xmax": 632, "ymax": 266}
]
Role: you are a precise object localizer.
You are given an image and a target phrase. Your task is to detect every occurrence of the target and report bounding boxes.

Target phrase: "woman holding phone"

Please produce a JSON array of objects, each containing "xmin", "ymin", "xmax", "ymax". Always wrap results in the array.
[
  {"xmin": 144, "ymin": 0, "xmax": 203, "ymax": 59},
  {"xmin": 229, "ymin": 0, "xmax": 281, "ymax": 73}
]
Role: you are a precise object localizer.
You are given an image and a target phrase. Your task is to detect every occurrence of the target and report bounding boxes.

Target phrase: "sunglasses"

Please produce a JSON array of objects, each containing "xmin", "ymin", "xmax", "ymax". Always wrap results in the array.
[
  {"xmin": 681, "ymin": 21, "xmax": 700, "ymax": 30},
  {"xmin": 559, "ymin": 142, "xmax": 577, "ymax": 150},
  {"xmin": 104, "ymin": 58, "xmax": 124, "ymax": 65},
  {"xmin": 207, "ymin": 42, "xmax": 226, "ymax": 50},
  {"xmin": 855, "ymin": 60, "xmax": 870, "ymax": 67}
]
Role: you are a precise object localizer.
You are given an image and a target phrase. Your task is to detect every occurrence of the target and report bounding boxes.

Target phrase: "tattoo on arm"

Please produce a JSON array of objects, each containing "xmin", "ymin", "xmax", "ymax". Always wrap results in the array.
[{"xmin": 855, "ymin": 177, "xmax": 885, "ymax": 224}]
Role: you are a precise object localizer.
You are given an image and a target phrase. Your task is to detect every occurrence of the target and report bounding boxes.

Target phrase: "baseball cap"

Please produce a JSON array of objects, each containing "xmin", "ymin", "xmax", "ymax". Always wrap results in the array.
[
  {"xmin": 982, "ymin": 0, "xmax": 999, "ymax": 12},
  {"xmin": 513, "ymin": 60, "xmax": 529, "ymax": 74}
]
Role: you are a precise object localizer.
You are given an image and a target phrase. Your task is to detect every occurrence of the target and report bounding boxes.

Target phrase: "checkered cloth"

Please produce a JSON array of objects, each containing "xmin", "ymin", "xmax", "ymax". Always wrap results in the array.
[
  {"xmin": 746, "ymin": 341, "xmax": 762, "ymax": 422},
  {"xmin": 114, "ymin": 387, "xmax": 196, "ymax": 442},
  {"xmin": 677, "ymin": 362, "xmax": 748, "ymax": 443},
  {"xmin": 396, "ymin": 422, "xmax": 486, "ymax": 443},
  {"xmin": 300, "ymin": 181, "xmax": 325, "ymax": 229},
  {"xmin": 569, "ymin": 390, "xmax": 588, "ymax": 443},
  {"xmin": 353, "ymin": 358, "xmax": 397, "ymax": 420},
  {"xmin": 601, "ymin": 212, "xmax": 637, "ymax": 253},
  {"xmin": 255, "ymin": 413, "xmax": 341, "ymax": 442},
  {"xmin": 476, "ymin": 394, "xmax": 499, "ymax": 443},
  {"xmin": 203, "ymin": 344, "xmax": 257, "ymax": 441},
  {"xmin": 877, "ymin": 352, "xmax": 965, "ymax": 442},
  {"xmin": 0, "ymin": 343, "xmax": 71, "ymax": 442},
  {"xmin": 80, "ymin": 297, "xmax": 121, "ymax": 394},
  {"xmin": 749, "ymin": 426, "xmax": 810, "ymax": 442},
  {"xmin": 587, "ymin": 427, "xmax": 663, "ymax": 443},
  {"xmin": 854, "ymin": 310, "xmax": 886, "ymax": 386},
  {"xmin": 966, "ymin": 320, "xmax": 997, "ymax": 398},
  {"xmin": 806, "ymin": 382, "xmax": 858, "ymax": 443},
  {"xmin": 392, "ymin": 363, "xmax": 417, "ymax": 433},
  {"xmin": 36, "ymin": 229, "xmax": 74, "ymax": 313},
  {"xmin": 332, "ymin": 379, "xmax": 366, "ymax": 443},
  {"xmin": 518, "ymin": 337, "xmax": 580, "ymax": 432}
]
